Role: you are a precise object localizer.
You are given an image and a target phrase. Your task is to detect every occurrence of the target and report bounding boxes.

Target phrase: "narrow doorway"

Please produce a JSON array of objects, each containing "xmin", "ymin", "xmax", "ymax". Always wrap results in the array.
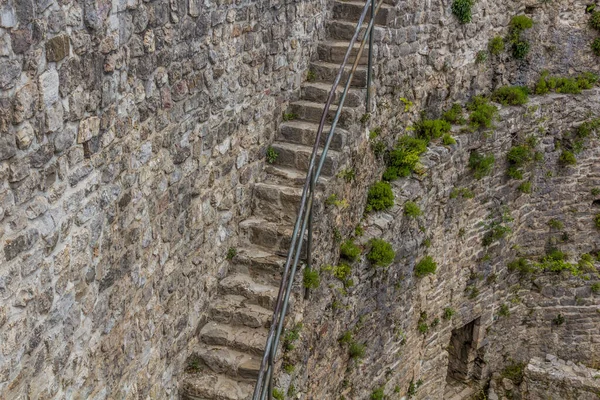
[{"xmin": 444, "ymin": 318, "xmax": 483, "ymax": 398}]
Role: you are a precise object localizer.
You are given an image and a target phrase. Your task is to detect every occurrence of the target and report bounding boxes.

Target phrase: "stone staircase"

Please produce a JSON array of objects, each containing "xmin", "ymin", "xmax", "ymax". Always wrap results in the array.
[{"xmin": 179, "ymin": 2, "xmax": 393, "ymax": 399}]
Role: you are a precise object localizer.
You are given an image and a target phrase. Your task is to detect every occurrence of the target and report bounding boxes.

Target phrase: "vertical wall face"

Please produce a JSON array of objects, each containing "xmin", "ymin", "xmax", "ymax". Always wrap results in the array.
[{"xmin": 0, "ymin": 0, "xmax": 327, "ymax": 397}]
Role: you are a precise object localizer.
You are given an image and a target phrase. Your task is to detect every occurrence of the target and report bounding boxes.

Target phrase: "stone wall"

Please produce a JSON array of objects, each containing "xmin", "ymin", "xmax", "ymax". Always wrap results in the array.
[
  {"xmin": 0, "ymin": 0, "xmax": 328, "ymax": 397},
  {"xmin": 281, "ymin": 89, "xmax": 600, "ymax": 399}
]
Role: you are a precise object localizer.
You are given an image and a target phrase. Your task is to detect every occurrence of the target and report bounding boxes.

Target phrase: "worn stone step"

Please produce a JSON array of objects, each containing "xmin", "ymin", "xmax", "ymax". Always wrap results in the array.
[
  {"xmin": 200, "ymin": 321, "xmax": 268, "ymax": 356},
  {"xmin": 180, "ymin": 370, "xmax": 253, "ymax": 400},
  {"xmin": 332, "ymin": 0, "xmax": 393, "ymax": 26},
  {"xmin": 288, "ymin": 100, "xmax": 355, "ymax": 130},
  {"xmin": 300, "ymin": 82, "xmax": 364, "ymax": 109},
  {"xmin": 309, "ymin": 60, "xmax": 368, "ymax": 88},
  {"xmin": 270, "ymin": 141, "xmax": 341, "ymax": 177},
  {"xmin": 194, "ymin": 345, "xmax": 261, "ymax": 382},
  {"xmin": 263, "ymin": 164, "xmax": 330, "ymax": 188},
  {"xmin": 210, "ymin": 294, "xmax": 272, "ymax": 328},
  {"xmin": 253, "ymin": 182, "xmax": 304, "ymax": 224},
  {"xmin": 317, "ymin": 41, "xmax": 369, "ymax": 65},
  {"xmin": 279, "ymin": 119, "xmax": 348, "ymax": 152},
  {"xmin": 219, "ymin": 273, "xmax": 279, "ymax": 309},
  {"xmin": 326, "ymin": 20, "xmax": 387, "ymax": 41},
  {"xmin": 239, "ymin": 217, "xmax": 307, "ymax": 257}
]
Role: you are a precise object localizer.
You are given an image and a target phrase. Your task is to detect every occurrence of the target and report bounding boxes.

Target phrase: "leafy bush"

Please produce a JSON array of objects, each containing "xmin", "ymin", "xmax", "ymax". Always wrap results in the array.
[
  {"xmin": 592, "ymin": 283, "xmax": 600, "ymax": 294},
  {"xmin": 535, "ymin": 70, "xmax": 599, "ymax": 95},
  {"xmin": 559, "ymin": 150, "xmax": 576, "ymax": 166},
  {"xmin": 482, "ymin": 222, "xmax": 511, "ymax": 246},
  {"xmin": 508, "ymin": 257, "xmax": 535, "ymax": 275},
  {"xmin": 383, "ymin": 136, "xmax": 428, "ymax": 180},
  {"xmin": 340, "ymin": 239, "xmax": 361, "ymax": 262},
  {"xmin": 415, "ymin": 119, "xmax": 451, "ymax": 143},
  {"xmin": 518, "ymin": 181, "xmax": 532, "ymax": 194},
  {"xmin": 442, "ymin": 133, "xmax": 457, "ymax": 145},
  {"xmin": 548, "ymin": 219, "xmax": 564, "ymax": 229},
  {"xmin": 452, "ymin": 0, "xmax": 475, "ymax": 24},
  {"xmin": 371, "ymin": 387, "xmax": 385, "ymax": 400},
  {"xmin": 266, "ymin": 146, "xmax": 279, "ymax": 163},
  {"xmin": 502, "ymin": 362, "xmax": 525, "ymax": 384},
  {"xmin": 591, "ymin": 11, "xmax": 600, "ymax": 30},
  {"xmin": 443, "ymin": 307, "xmax": 456, "ymax": 319},
  {"xmin": 366, "ymin": 182, "xmax": 394, "ymax": 212},
  {"xmin": 506, "ymin": 144, "xmax": 534, "ymax": 180},
  {"xmin": 226, "ymin": 247, "xmax": 237, "ymax": 260},
  {"xmin": 450, "ymin": 187, "xmax": 474, "ymax": 199},
  {"xmin": 415, "ymin": 256, "xmax": 437, "ymax": 277},
  {"xmin": 508, "ymin": 15, "xmax": 534, "ymax": 59},
  {"xmin": 510, "ymin": 15, "xmax": 534, "ymax": 31},
  {"xmin": 273, "ymin": 389, "xmax": 284, "ymax": 400},
  {"xmin": 349, "ymin": 342, "xmax": 366, "ymax": 359},
  {"xmin": 367, "ymin": 238, "xmax": 395, "ymax": 267},
  {"xmin": 469, "ymin": 151, "xmax": 495, "ymax": 179},
  {"xmin": 491, "ymin": 86, "xmax": 529, "ymax": 106},
  {"xmin": 404, "ymin": 201, "xmax": 422, "ymax": 218},
  {"xmin": 442, "ymin": 103, "xmax": 465, "ymax": 124},
  {"xmin": 595, "ymin": 213, "xmax": 600, "ymax": 229},
  {"xmin": 303, "ymin": 267, "xmax": 320, "ymax": 289},
  {"xmin": 488, "ymin": 36, "xmax": 505, "ymax": 55},
  {"xmin": 333, "ymin": 263, "xmax": 353, "ymax": 286},
  {"xmin": 467, "ymin": 96, "xmax": 498, "ymax": 130},
  {"xmin": 283, "ymin": 323, "xmax": 302, "ymax": 351},
  {"xmin": 499, "ymin": 303, "xmax": 510, "ymax": 317},
  {"xmin": 593, "ymin": 38, "xmax": 600, "ymax": 56}
]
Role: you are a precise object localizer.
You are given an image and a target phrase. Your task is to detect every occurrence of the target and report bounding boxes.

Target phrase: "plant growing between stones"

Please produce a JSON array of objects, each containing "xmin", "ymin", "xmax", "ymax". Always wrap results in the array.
[
  {"xmin": 414, "ymin": 118, "xmax": 451, "ymax": 143},
  {"xmin": 469, "ymin": 151, "xmax": 495, "ymax": 179},
  {"xmin": 452, "ymin": 0, "xmax": 476, "ymax": 24},
  {"xmin": 400, "ymin": 97, "xmax": 414, "ymax": 112},
  {"xmin": 559, "ymin": 150, "xmax": 576, "ymax": 166},
  {"xmin": 476, "ymin": 50, "xmax": 488, "ymax": 64},
  {"xmin": 442, "ymin": 103, "xmax": 465, "ymax": 124},
  {"xmin": 491, "ymin": 86, "xmax": 529, "ymax": 106},
  {"xmin": 553, "ymin": 313, "xmax": 565, "ymax": 325},
  {"xmin": 508, "ymin": 15, "xmax": 534, "ymax": 59},
  {"xmin": 417, "ymin": 311, "xmax": 429, "ymax": 334},
  {"xmin": 592, "ymin": 38, "xmax": 600, "ymax": 56},
  {"xmin": 501, "ymin": 362, "xmax": 525, "ymax": 384},
  {"xmin": 499, "ymin": 303, "xmax": 510, "ymax": 317},
  {"xmin": 283, "ymin": 363, "xmax": 295, "ymax": 374},
  {"xmin": 367, "ymin": 238, "xmax": 395, "ymax": 267},
  {"xmin": 272, "ymin": 388, "xmax": 284, "ymax": 400},
  {"xmin": 404, "ymin": 201, "xmax": 422, "ymax": 218},
  {"xmin": 283, "ymin": 323, "xmax": 303, "ymax": 351},
  {"xmin": 338, "ymin": 168, "xmax": 356, "ymax": 183},
  {"xmin": 443, "ymin": 307, "xmax": 456, "ymax": 320},
  {"xmin": 407, "ymin": 379, "xmax": 423, "ymax": 398},
  {"xmin": 518, "ymin": 181, "xmax": 532, "ymax": 194},
  {"xmin": 590, "ymin": 11, "xmax": 600, "ymax": 30},
  {"xmin": 340, "ymin": 239, "xmax": 361, "ymax": 262},
  {"xmin": 282, "ymin": 112, "xmax": 298, "ymax": 121},
  {"xmin": 226, "ymin": 247, "xmax": 237, "ymax": 260},
  {"xmin": 306, "ymin": 69, "xmax": 317, "ymax": 82},
  {"xmin": 592, "ymin": 188, "xmax": 600, "ymax": 196},
  {"xmin": 303, "ymin": 267, "xmax": 320, "ymax": 289},
  {"xmin": 415, "ymin": 256, "xmax": 437, "ymax": 277},
  {"xmin": 442, "ymin": 133, "xmax": 456, "ymax": 145},
  {"xmin": 366, "ymin": 181, "xmax": 394, "ymax": 212},
  {"xmin": 595, "ymin": 213, "xmax": 600, "ymax": 229},
  {"xmin": 534, "ymin": 70, "xmax": 599, "ymax": 95},
  {"xmin": 348, "ymin": 341, "xmax": 366, "ymax": 360},
  {"xmin": 383, "ymin": 136, "xmax": 428, "ymax": 180},
  {"xmin": 450, "ymin": 187, "xmax": 474, "ymax": 199},
  {"xmin": 370, "ymin": 387, "xmax": 384, "ymax": 400},
  {"xmin": 591, "ymin": 283, "xmax": 600, "ymax": 294},
  {"xmin": 548, "ymin": 219, "xmax": 564, "ymax": 229},
  {"xmin": 507, "ymin": 143, "xmax": 535, "ymax": 180},
  {"xmin": 467, "ymin": 96, "xmax": 498, "ymax": 130},
  {"xmin": 488, "ymin": 36, "xmax": 505, "ymax": 55},
  {"xmin": 266, "ymin": 146, "xmax": 279, "ymax": 163}
]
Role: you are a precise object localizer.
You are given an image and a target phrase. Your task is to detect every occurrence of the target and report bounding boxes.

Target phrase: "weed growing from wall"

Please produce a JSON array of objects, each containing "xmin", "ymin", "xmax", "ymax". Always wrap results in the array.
[{"xmin": 452, "ymin": 0, "xmax": 476, "ymax": 24}]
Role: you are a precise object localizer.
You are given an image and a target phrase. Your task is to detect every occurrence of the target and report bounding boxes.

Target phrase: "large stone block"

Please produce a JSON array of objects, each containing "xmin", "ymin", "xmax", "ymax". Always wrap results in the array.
[
  {"xmin": 4, "ymin": 229, "xmax": 39, "ymax": 261},
  {"xmin": 0, "ymin": 59, "xmax": 21, "ymax": 90},
  {"xmin": 39, "ymin": 69, "xmax": 60, "ymax": 107},
  {"xmin": 46, "ymin": 35, "xmax": 71, "ymax": 62},
  {"xmin": 78, "ymin": 116, "xmax": 100, "ymax": 143}
]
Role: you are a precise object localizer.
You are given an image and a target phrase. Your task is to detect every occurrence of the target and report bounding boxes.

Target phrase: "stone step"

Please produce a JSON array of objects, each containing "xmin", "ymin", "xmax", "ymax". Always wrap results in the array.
[
  {"xmin": 200, "ymin": 321, "xmax": 268, "ymax": 356},
  {"xmin": 279, "ymin": 119, "xmax": 348, "ymax": 152},
  {"xmin": 252, "ymin": 182, "xmax": 304, "ymax": 224},
  {"xmin": 300, "ymin": 81, "xmax": 364, "ymax": 109},
  {"xmin": 269, "ymin": 141, "xmax": 341, "ymax": 177},
  {"xmin": 317, "ymin": 41, "xmax": 370, "ymax": 65},
  {"xmin": 239, "ymin": 217, "xmax": 307, "ymax": 257},
  {"xmin": 309, "ymin": 60, "xmax": 368, "ymax": 88},
  {"xmin": 288, "ymin": 100, "xmax": 355, "ymax": 130},
  {"xmin": 180, "ymin": 370, "xmax": 253, "ymax": 400},
  {"xmin": 219, "ymin": 273, "xmax": 279, "ymax": 309},
  {"xmin": 210, "ymin": 294, "xmax": 272, "ymax": 328},
  {"xmin": 263, "ymin": 164, "xmax": 330, "ymax": 188},
  {"xmin": 332, "ymin": 0, "xmax": 393, "ymax": 26},
  {"xmin": 194, "ymin": 345, "xmax": 262, "ymax": 382},
  {"xmin": 326, "ymin": 20, "xmax": 387, "ymax": 41}
]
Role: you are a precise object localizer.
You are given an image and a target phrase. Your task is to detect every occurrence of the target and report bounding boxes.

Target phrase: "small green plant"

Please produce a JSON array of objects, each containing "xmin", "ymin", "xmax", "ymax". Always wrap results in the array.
[
  {"xmin": 366, "ymin": 182, "xmax": 394, "ymax": 212},
  {"xmin": 452, "ymin": 0, "xmax": 476, "ymax": 24},
  {"xmin": 442, "ymin": 133, "xmax": 457, "ymax": 145},
  {"xmin": 590, "ymin": 11, "xmax": 600, "ymax": 30},
  {"xmin": 488, "ymin": 36, "xmax": 505, "ymax": 55},
  {"xmin": 491, "ymin": 86, "xmax": 529, "ymax": 106},
  {"xmin": 287, "ymin": 384, "xmax": 296, "ymax": 397},
  {"xmin": 467, "ymin": 96, "xmax": 498, "ymax": 130},
  {"xmin": 338, "ymin": 168, "xmax": 356, "ymax": 183},
  {"xmin": 553, "ymin": 313, "xmax": 565, "ymax": 325},
  {"xmin": 508, "ymin": 15, "xmax": 534, "ymax": 59},
  {"xmin": 333, "ymin": 263, "xmax": 353, "ymax": 288},
  {"xmin": 443, "ymin": 307, "xmax": 456, "ymax": 320},
  {"xmin": 303, "ymin": 267, "xmax": 320, "ymax": 289},
  {"xmin": 476, "ymin": 50, "xmax": 488, "ymax": 64},
  {"xmin": 283, "ymin": 363, "xmax": 295, "ymax": 374},
  {"xmin": 185, "ymin": 355, "xmax": 202, "ymax": 372},
  {"xmin": 482, "ymin": 222, "xmax": 512, "ymax": 246},
  {"xmin": 404, "ymin": 201, "xmax": 422, "ymax": 218},
  {"xmin": 355, "ymin": 224, "xmax": 364, "ymax": 237},
  {"xmin": 360, "ymin": 113, "xmax": 371, "ymax": 124},
  {"xmin": 407, "ymin": 379, "xmax": 423, "ymax": 398},
  {"xmin": 442, "ymin": 103, "xmax": 465, "ymax": 124},
  {"xmin": 592, "ymin": 38, "xmax": 600, "ymax": 56},
  {"xmin": 595, "ymin": 213, "xmax": 600, "ymax": 229},
  {"xmin": 226, "ymin": 247, "xmax": 237, "ymax": 260},
  {"xmin": 415, "ymin": 256, "xmax": 437, "ymax": 277},
  {"xmin": 467, "ymin": 285, "xmax": 480, "ymax": 299},
  {"xmin": 400, "ymin": 97, "xmax": 414, "ymax": 112},
  {"xmin": 306, "ymin": 69, "xmax": 317, "ymax": 82},
  {"xmin": 450, "ymin": 187, "xmax": 474, "ymax": 199},
  {"xmin": 349, "ymin": 341, "xmax": 366, "ymax": 359},
  {"xmin": 367, "ymin": 238, "xmax": 395, "ymax": 267},
  {"xmin": 340, "ymin": 239, "xmax": 361, "ymax": 262},
  {"xmin": 469, "ymin": 151, "xmax": 495, "ymax": 179},
  {"xmin": 369, "ymin": 127, "xmax": 382, "ymax": 139},
  {"xmin": 502, "ymin": 362, "xmax": 525, "ymax": 384},
  {"xmin": 370, "ymin": 387, "xmax": 385, "ymax": 400},
  {"xmin": 548, "ymin": 219, "xmax": 564, "ymax": 229},
  {"xmin": 272, "ymin": 388, "xmax": 285, "ymax": 400},
  {"xmin": 499, "ymin": 303, "xmax": 510, "ymax": 317},
  {"xmin": 326, "ymin": 194, "xmax": 349, "ymax": 209},
  {"xmin": 371, "ymin": 139, "xmax": 386, "ymax": 158},
  {"xmin": 266, "ymin": 146, "xmax": 279, "ymax": 164},
  {"xmin": 518, "ymin": 181, "xmax": 532, "ymax": 194},
  {"xmin": 559, "ymin": 150, "xmax": 576, "ymax": 166},
  {"xmin": 383, "ymin": 136, "xmax": 428, "ymax": 180},
  {"xmin": 535, "ymin": 70, "xmax": 599, "ymax": 95},
  {"xmin": 282, "ymin": 112, "xmax": 298, "ymax": 121},
  {"xmin": 283, "ymin": 323, "xmax": 303, "ymax": 351},
  {"xmin": 592, "ymin": 188, "xmax": 600, "ymax": 196},
  {"xmin": 507, "ymin": 144, "xmax": 534, "ymax": 180},
  {"xmin": 338, "ymin": 330, "xmax": 353, "ymax": 345},
  {"xmin": 591, "ymin": 282, "xmax": 600, "ymax": 294},
  {"xmin": 414, "ymin": 118, "xmax": 451, "ymax": 143}
]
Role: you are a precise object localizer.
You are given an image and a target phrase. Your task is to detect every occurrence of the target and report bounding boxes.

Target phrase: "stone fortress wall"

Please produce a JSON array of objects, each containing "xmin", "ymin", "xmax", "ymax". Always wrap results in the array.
[{"xmin": 0, "ymin": 0, "xmax": 599, "ymax": 399}]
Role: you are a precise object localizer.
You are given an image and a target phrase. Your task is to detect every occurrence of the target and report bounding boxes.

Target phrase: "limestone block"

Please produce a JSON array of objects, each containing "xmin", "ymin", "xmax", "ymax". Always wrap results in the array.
[
  {"xmin": 39, "ymin": 69, "xmax": 60, "ymax": 107},
  {"xmin": 78, "ymin": 116, "xmax": 100, "ymax": 143}
]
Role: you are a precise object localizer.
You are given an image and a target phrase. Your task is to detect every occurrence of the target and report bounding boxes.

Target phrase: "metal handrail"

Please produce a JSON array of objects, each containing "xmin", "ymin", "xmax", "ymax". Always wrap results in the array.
[{"xmin": 252, "ymin": 1, "xmax": 383, "ymax": 398}]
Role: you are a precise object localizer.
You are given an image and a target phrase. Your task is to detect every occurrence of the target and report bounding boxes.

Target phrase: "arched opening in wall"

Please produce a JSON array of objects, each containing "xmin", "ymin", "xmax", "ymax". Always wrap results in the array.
[
  {"xmin": 444, "ymin": 317, "xmax": 485, "ymax": 397},
  {"xmin": 592, "ymin": 199, "xmax": 600, "ymax": 207}
]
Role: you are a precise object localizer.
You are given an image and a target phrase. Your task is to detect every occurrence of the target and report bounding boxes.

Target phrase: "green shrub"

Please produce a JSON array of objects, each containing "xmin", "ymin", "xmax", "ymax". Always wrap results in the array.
[
  {"xmin": 491, "ymin": 86, "xmax": 529, "ymax": 106},
  {"xmin": 592, "ymin": 38, "xmax": 600, "ymax": 56},
  {"xmin": 595, "ymin": 213, "xmax": 600, "ymax": 229},
  {"xmin": 467, "ymin": 96, "xmax": 498, "ymax": 130},
  {"xmin": 502, "ymin": 362, "xmax": 525, "ymax": 384},
  {"xmin": 226, "ymin": 247, "xmax": 237, "ymax": 260},
  {"xmin": 283, "ymin": 112, "xmax": 298, "ymax": 121},
  {"xmin": 508, "ymin": 15, "xmax": 534, "ymax": 59},
  {"xmin": 340, "ymin": 239, "xmax": 361, "ymax": 262},
  {"xmin": 476, "ymin": 50, "xmax": 488, "ymax": 64},
  {"xmin": 450, "ymin": 187, "xmax": 474, "ymax": 199},
  {"xmin": 338, "ymin": 330, "xmax": 353, "ymax": 344},
  {"xmin": 488, "ymin": 36, "xmax": 505, "ymax": 55},
  {"xmin": 548, "ymin": 219, "xmax": 564, "ymax": 229},
  {"xmin": 415, "ymin": 256, "xmax": 437, "ymax": 277},
  {"xmin": 576, "ymin": 118, "xmax": 600, "ymax": 138},
  {"xmin": 590, "ymin": 11, "xmax": 600, "ymax": 30},
  {"xmin": 266, "ymin": 146, "xmax": 279, "ymax": 164},
  {"xmin": 452, "ymin": 0, "xmax": 475, "ymax": 24},
  {"xmin": 499, "ymin": 303, "xmax": 510, "ymax": 317},
  {"xmin": 404, "ymin": 201, "xmax": 422, "ymax": 218},
  {"xmin": 510, "ymin": 15, "xmax": 534, "ymax": 31},
  {"xmin": 366, "ymin": 182, "xmax": 394, "ymax": 212},
  {"xmin": 283, "ymin": 323, "xmax": 302, "ymax": 351},
  {"xmin": 592, "ymin": 188, "xmax": 600, "ymax": 196},
  {"xmin": 469, "ymin": 151, "xmax": 495, "ymax": 179},
  {"xmin": 367, "ymin": 238, "xmax": 395, "ymax": 267},
  {"xmin": 482, "ymin": 222, "xmax": 511, "ymax": 246},
  {"xmin": 349, "ymin": 342, "xmax": 366, "ymax": 359},
  {"xmin": 508, "ymin": 257, "xmax": 535, "ymax": 275},
  {"xmin": 443, "ymin": 307, "xmax": 456, "ymax": 319},
  {"xmin": 303, "ymin": 267, "xmax": 320, "ymax": 289},
  {"xmin": 559, "ymin": 150, "xmax": 576, "ymax": 166},
  {"xmin": 442, "ymin": 103, "xmax": 465, "ymax": 124},
  {"xmin": 553, "ymin": 313, "xmax": 565, "ymax": 325},
  {"xmin": 383, "ymin": 136, "xmax": 428, "ymax": 180},
  {"xmin": 535, "ymin": 70, "xmax": 599, "ymax": 95},
  {"xmin": 333, "ymin": 263, "xmax": 353, "ymax": 286},
  {"xmin": 591, "ymin": 283, "xmax": 600, "ymax": 294},
  {"xmin": 506, "ymin": 144, "xmax": 534, "ymax": 180},
  {"xmin": 511, "ymin": 41, "xmax": 530, "ymax": 59},
  {"xmin": 370, "ymin": 387, "xmax": 385, "ymax": 400},
  {"xmin": 273, "ymin": 389, "xmax": 284, "ymax": 400},
  {"xmin": 442, "ymin": 133, "xmax": 457, "ymax": 145},
  {"xmin": 518, "ymin": 181, "xmax": 532, "ymax": 194},
  {"xmin": 306, "ymin": 69, "xmax": 316, "ymax": 82},
  {"xmin": 415, "ymin": 119, "xmax": 451, "ymax": 143}
]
